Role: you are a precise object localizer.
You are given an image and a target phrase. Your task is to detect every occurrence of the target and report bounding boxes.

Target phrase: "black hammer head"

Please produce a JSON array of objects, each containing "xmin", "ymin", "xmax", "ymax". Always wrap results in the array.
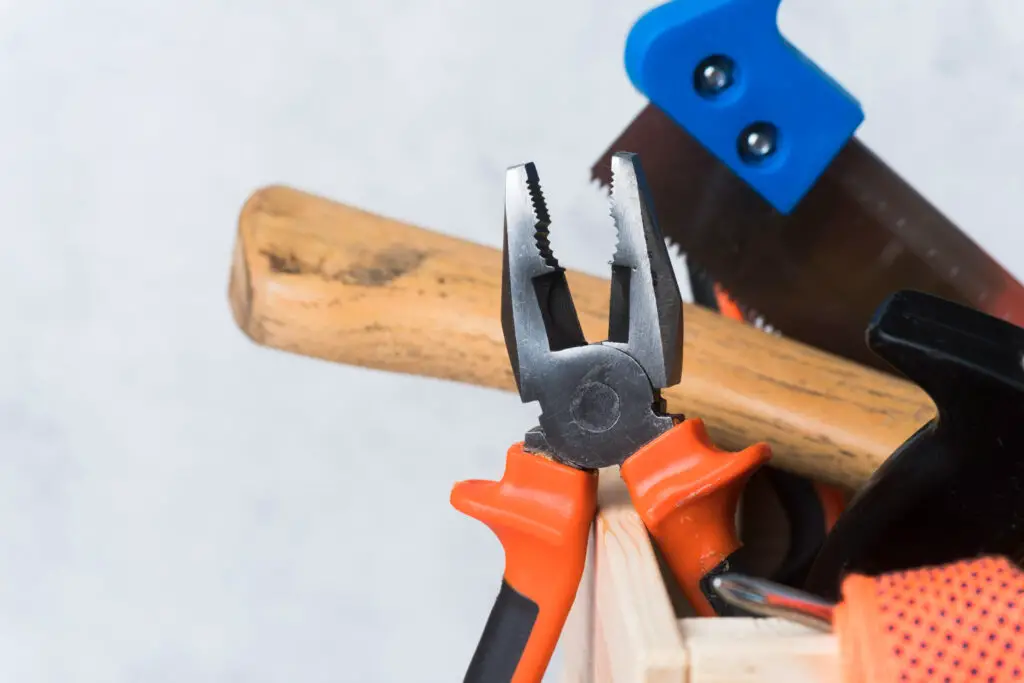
[{"xmin": 806, "ymin": 290, "xmax": 1024, "ymax": 600}]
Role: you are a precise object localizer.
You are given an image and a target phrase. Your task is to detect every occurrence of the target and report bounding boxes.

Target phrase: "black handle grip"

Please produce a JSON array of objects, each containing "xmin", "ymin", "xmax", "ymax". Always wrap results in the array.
[
  {"xmin": 765, "ymin": 468, "xmax": 828, "ymax": 587},
  {"xmin": 806, "ymin": 291, "xmax": 1024, "ymax": 600},
  {"xmin": 464, "ymin": 580, "xmax": 540, "ymax": 683}
]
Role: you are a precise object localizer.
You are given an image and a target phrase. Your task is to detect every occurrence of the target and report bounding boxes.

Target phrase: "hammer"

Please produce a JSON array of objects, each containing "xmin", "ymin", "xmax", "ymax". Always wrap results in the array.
[
  {"xmin": 228, "ymin": 185, "xmax": 934, "ymax": 490},
  {"xmin": 807, "ymin": 289, "xmax": 1024, "ymax": 598}
]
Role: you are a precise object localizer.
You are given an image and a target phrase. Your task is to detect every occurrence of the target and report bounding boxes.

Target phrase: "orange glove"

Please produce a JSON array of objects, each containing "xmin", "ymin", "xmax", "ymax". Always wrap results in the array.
[{"xmin": 836, "ymin": 556, "xmax": 1024, "ymax": 683}]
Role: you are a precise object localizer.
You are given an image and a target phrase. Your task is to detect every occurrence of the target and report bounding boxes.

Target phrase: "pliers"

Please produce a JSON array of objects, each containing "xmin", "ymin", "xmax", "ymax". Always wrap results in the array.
[{"xmin": 451, "ymin": 152, "xmax": 773, "ymax": 683}]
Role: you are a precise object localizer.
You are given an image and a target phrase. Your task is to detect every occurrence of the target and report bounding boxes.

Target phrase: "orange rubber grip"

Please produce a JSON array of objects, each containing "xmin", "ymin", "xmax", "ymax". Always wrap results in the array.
[
  {"xmin": 451, "ymin": 445, "xmax": 597, "ymax": 683},
  {"xmin": 814, "ymin": 480, "xmax": 847, "ymax": 532},
  {"xmin": 620, "ymin": 418, "xmax": 771, "ymax": 616},
  {"xmin": 713, "ymin": 284, "xmax": 746, "ymax": 322}
]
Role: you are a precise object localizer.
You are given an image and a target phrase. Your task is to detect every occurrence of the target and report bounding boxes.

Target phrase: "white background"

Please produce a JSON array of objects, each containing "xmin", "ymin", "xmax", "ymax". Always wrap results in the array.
[{"xmin": 0, "ymin": 1, "xmax": 1021, "ymax": 681}]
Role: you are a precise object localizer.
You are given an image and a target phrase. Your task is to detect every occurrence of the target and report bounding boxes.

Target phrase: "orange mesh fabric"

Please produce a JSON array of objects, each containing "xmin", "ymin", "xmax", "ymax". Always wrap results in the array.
[{"xmin": 834, "ymin": 556, "xmax": 1024, "ymax": 682}]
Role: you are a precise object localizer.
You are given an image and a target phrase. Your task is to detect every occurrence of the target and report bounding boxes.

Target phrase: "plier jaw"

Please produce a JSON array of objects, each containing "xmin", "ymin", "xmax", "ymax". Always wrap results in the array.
[
  {"xmin": 501, "ymin": 152, "xmax": 684, "ymax": 469},
  {"xmin": 604, "ymin": 151, "xmax": 683, "ymax": 389},
  {"xmin": 500, "ymin": 160, "xmax": 586, "ymax": 400}
]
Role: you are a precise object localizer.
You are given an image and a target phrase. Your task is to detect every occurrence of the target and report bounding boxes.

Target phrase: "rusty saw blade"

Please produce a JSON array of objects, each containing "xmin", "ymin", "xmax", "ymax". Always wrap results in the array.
[{"xmin": 592, "ymin": 104, "xmax": 1024, "ymax": 372}]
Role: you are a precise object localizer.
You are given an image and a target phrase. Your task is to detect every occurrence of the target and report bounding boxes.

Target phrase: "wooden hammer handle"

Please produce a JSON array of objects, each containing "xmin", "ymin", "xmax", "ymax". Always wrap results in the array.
[{"xmin": 229, "ymin": 185, "xmax": 935, "ymax": 489}]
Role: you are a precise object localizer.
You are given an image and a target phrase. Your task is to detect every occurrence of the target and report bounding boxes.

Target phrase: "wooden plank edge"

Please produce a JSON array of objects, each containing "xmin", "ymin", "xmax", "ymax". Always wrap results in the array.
[
  {"xmin": 678, "ymin": 617, "xmax": 839, "ymax": 683},
  {"xmin": 560, "ymin": 472, "xmax": 840, "ymax": 682},
  {"xmin": 560, "ymin": 518, "xmax": 597, "ymax": 682},
  {"xmin": 591, "ymin": 469, "xmax": 687, "ymax": 682}
]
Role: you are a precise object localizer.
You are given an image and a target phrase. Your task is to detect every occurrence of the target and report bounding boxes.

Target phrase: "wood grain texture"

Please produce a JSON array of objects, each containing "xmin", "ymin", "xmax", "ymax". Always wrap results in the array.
[
  {"xmin": 591, "ymin": 470, "xmax": 687, "ymax": 683},
  {"xmin": 560, "ymin": 519, "xmax": 596, "ymax": 683},
  {"xmin": 677, "ymin": 618, "xmax": 838, "ymax": 683},
  {"xmin": 229, "ymin": 185, "xmax": 936, "ymax": 488},
  {"xmin": 559, "ymin": 472, "xmax": 838, "ymax": 683}
]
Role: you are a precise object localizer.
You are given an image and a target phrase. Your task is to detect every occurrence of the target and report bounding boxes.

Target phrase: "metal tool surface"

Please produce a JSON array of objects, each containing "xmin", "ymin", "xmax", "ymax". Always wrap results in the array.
[
  {"xmin": 592, "ymin": 105, "xmax": 1024, "ymax": 373},
  {"xmin": 712, "ymin": 573, "xmax": 834, "ymax": 632},
  {"xmin": 502, "ymin": 156, "xmax": 681, "ymax": 469}
]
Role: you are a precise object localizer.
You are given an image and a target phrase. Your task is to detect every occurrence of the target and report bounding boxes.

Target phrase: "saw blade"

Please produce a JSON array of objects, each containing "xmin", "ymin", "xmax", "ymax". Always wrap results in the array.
[{"xmin": 592, "ymin": 104, "xmax": 1024, "ymax": 372}]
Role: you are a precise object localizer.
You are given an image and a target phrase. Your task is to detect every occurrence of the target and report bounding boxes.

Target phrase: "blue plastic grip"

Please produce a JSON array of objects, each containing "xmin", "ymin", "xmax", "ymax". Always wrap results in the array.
[{"xmin": 624, "ymin": 0, "xmax": 864, "ymax": 213}]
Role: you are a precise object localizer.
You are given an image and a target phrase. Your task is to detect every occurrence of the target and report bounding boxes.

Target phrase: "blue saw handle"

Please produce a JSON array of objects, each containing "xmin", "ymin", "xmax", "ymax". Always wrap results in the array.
[{"xmin": 624, "ymin": 0, "xmax": 864, "ymax": 213}]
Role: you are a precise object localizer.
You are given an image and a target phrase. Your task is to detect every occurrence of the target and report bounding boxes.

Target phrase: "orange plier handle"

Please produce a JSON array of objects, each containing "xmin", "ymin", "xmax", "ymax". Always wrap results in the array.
[
  {"xmin": 451, "ymin": 445, "xmax": 597, "ymax": 683},
  {"xmin": 451, "ymin": 418, "xmax": 770, "ymax": 683},
  {"xmin": 621, "ymin": 418, "xmax": 771, "ymax": 616}
]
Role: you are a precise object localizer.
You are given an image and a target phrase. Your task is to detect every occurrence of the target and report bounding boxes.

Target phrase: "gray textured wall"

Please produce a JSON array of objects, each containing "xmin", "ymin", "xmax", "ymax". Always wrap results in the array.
[{"xmin": 0, "ymin": 1, "xmax": 1021, "ymax": 681}]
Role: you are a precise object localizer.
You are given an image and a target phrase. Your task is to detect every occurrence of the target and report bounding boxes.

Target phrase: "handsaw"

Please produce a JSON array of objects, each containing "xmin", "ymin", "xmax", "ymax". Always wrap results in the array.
[
  {"xmin": 593, "ymin": 0, "xmax": 1024, "ymax": 588},
  {"xmin": 592, "ymin": 2, "xmax": 1024, "ymax": 373}
]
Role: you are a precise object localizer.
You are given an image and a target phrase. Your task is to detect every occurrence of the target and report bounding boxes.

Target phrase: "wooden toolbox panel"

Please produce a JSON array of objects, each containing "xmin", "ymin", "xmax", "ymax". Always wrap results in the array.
[{"xmin": 559, "ymin": 470, "xmax": 840, "ymax": 683}]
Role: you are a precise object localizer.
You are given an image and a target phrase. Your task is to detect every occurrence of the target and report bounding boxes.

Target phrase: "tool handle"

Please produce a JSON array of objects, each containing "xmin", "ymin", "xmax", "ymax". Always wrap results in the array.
[
  {"xmin": 620, "ymin": 418, "xmax": 771, "ymax": 616},
  {"xmin": 229, "ymin": 185, "xmax": 934, "ymax": 490},
  {"xmin": 451, "ymin": 446, "xmax": 597, "ymax": 683}
]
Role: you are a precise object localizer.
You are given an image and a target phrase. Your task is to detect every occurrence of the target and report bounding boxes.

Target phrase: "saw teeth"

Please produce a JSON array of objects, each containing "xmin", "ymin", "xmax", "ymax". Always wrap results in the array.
[
  {"xmin": 750, "ymin": 309, "xmax": 781, "ymax": 335},
  {"xmin": 665, "ymin": 238, "xmax": 690, "ymax": 298},
  {"xmin": 737, "ymin": 300, "xmax": 782, "ymax": 336},
  {"xmin": 589, "ymin": 176, "xmax": 611, "ymax": 196},
  {"xmin": 524, "ymin": 163, "xmax": 559, "ymax": 269}
]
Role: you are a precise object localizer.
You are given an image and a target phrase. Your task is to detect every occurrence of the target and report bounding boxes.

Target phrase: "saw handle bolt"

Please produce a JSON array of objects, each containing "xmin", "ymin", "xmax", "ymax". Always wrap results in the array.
[
  {"xmin": 692, "ymin": 54, "xmax": 780, "ymax": 167},
  {"xmin": 738, "ymin": 121, "xmax": 778, "ymax": 164},
  {"xmin": 693, "ymin": 54, "xmax": 736, "ymax": 98}
]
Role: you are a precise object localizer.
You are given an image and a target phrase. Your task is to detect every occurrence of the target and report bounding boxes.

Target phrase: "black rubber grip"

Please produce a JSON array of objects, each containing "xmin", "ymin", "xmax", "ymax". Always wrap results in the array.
[
  {"xmin": 687, "ymin": 262, "xmax": 720, "ymax": 311},
  {"xmin": 464, "ymin": 579, "xmax": 540, "ymax": 683},
  {"xmin": 765, "ymin": 467, "xmax": 827, "ymax": 587}
]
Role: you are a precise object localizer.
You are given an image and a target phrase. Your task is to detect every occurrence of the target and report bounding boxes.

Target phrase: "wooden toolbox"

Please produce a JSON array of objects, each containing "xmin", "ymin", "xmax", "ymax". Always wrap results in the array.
[{"xmin": 558, "ymin": 469, "xmax": 840, "ymax": 683}]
